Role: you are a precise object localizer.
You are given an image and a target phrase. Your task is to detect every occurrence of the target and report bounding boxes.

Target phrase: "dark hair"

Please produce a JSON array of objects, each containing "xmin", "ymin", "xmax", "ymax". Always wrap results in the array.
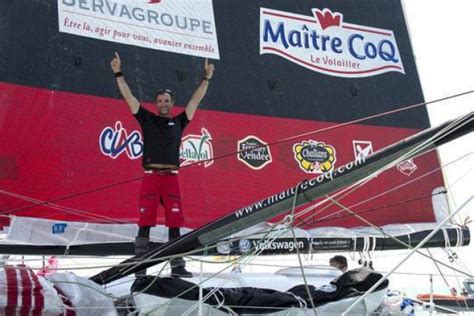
[
  {"xmin": 155, "ymin": 89, "xmax": 175, "ymax": 103},
  {"xmin": 330, "ymin": 255, "xmax": 348, "ymax": 269}
]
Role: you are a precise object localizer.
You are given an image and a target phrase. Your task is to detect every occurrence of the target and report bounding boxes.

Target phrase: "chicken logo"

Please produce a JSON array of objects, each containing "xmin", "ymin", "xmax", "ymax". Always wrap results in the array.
[
  {"xmin": 313, "ymin": 8, "xmax": 342, "ymax": 30},
  {"xmin": 293, "ymin": 140, "xmax": 336, "ymax": 173}
]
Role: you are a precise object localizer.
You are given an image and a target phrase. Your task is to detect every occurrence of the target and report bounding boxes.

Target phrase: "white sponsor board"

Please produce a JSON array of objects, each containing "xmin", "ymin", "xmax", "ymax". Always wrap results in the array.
[
  {"xmin": 58, "ymin": 0, "xmax": 220, "ymax": 59},
  {"xmin": 260, "ymin": 7, "xmax": 404, "ymax": 77}
]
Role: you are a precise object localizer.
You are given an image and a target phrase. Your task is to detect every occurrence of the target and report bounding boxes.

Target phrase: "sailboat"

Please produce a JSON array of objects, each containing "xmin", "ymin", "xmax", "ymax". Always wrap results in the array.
[
  {"xmin": 0, "ymin": 0, "xmax": 472, "ymax": 314},
  {"xmin": 91, "ymin": 112, "xmax": 472, "ymax": 315}
]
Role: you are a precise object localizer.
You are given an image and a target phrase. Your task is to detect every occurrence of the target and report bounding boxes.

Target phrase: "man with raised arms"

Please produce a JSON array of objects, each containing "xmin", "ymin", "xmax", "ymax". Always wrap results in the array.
[{"xmin": 110, "ymin": 52, "xmax": 214, "ymax": 278}]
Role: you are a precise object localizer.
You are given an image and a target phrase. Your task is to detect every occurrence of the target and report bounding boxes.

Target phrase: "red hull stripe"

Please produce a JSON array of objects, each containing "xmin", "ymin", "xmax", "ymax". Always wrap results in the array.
[
  {"xmin": 29, "ymin": 270, "xmax": 45, "ymax": 315},
  {"xmin": 4, "ymin": 266, "xmax": 18, "ymax": 316},
  {"xmin": 18, "ymin": 265, "xmax": 32, "ymax": 314}
]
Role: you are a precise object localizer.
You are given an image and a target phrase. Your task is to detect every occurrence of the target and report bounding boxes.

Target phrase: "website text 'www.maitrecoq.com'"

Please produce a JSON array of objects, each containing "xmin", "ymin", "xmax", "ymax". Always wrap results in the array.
[{"xmin": 235, "ymin": 156, "xmax": 366, "ymax": 218}]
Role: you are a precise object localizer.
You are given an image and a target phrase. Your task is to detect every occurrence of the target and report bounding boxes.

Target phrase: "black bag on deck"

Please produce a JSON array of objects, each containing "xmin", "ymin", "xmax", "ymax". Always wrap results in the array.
[{"xmin": 131, "ymin": 268, "xmax": 388, "ymax": 314}]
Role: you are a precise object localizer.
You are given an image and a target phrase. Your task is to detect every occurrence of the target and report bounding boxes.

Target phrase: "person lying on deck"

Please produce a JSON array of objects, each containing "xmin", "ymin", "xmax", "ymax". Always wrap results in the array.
[{"xmin": 329, "ymin": 255, "xmax": 348, "ymax": 273}]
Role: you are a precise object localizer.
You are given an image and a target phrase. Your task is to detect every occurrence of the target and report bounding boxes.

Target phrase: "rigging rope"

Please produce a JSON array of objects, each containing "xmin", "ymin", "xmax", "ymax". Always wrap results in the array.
[
  {"xmin": 300, "ymin": 152, "xmax": 473, "ymax": 226},
  {"xmin": 285, "ymin": 117, "xmax": 474, "ymax": 277},
  {"xmin": 288, "ymin": 182, "xmax": 317, "ymax": 314},
  {"xmin": 289, "ymin": 115, "xmax": 471, "ymax": 228},
  {"xmin": 1, "ymin": 90, "xmax": 472, "ymax": 216},
  {"xmin": 1, "ymin": 152, "xmax": 471, "ymax": 276},
  {"xmin": 1, "ymin": 93, "xmax": 472, "ymax": 312}
]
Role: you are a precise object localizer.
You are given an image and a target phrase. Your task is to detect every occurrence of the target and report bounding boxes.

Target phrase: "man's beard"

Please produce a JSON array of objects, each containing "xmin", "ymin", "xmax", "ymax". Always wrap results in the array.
[{"xmin": 159, "ymin": 106, "xmax": 170, "ymax": 115}]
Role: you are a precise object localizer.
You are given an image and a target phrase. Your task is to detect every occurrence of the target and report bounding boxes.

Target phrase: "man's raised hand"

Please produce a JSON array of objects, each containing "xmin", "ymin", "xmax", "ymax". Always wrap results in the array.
[
  {"xmin": 111, "ymin": 52, "xmax": 121, "ymax": 73},
  {"xmin": 204, "ymin": 58, "xmax": 214, "ymax": 79}
]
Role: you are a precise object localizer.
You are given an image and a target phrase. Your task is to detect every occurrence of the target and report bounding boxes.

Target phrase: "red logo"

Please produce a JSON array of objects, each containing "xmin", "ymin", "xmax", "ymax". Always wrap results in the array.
[
  {"xmin": 148, "ymin": 0, "xmax": 161, "ymax": 3},
  {"xmin": 313, "ymin": 9, "xmax": 343, "ymax": 30}
]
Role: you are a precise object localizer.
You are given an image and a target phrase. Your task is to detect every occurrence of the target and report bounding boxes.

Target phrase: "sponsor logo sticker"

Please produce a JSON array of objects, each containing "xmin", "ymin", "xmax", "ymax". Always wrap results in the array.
[
  {"xmin": 353, "ymin": 140, "xmax": 373, "ymax": 160},
  {"xmin": 293, "ymin": 140, "xmax": 336, "ymax": 173},
  {"xmin": 252, "ymin": 240, "xmax": 305, "ymax": 252},
  {"xmin": 180, "ymin": 128, "xmax": 214, "ymax": 168},
  {"xmin": 397, "ymin": 159, "xmax": 417, "ymax": 176},
  {"xmin": 239, "ymin": 239, "xmax": 252, "ymax": 253},
  {"xmin": 99, "ymin": 121, "xmax": 143, "ymax": 159},
  {"xmin": 260, "ymin": 7, "xmax": 404, "ymax": 77},
  {"xmin": 237, "ymin": 136, "xmax": 272, "ymax": 170}
]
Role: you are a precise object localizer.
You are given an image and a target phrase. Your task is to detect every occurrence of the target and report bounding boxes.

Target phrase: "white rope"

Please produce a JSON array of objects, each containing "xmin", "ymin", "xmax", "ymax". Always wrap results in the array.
[
  {"xmin": 300, "ymin": 151, "xmax": 472, "ymax": 227},
  {"xmin": 456, "ymin": 227, "xmax": 462, "ymax": 248},
  {"xmin": 442, "ymin": 228, "xmax": 451, "ymax": 249},
  {"xmin": 149, "ymin": 217, "xmax": 296, "ymax": 315},
  {"xmin": 0, "ymin": 189, "xmax": 127, "ymax": 224}
]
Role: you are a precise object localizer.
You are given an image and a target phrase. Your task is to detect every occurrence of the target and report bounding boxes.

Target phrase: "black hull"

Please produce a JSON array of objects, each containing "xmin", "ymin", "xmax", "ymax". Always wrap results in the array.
[{"xmin": 0, "ymin": 227, "xmax": 469, "ymax": 256}]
